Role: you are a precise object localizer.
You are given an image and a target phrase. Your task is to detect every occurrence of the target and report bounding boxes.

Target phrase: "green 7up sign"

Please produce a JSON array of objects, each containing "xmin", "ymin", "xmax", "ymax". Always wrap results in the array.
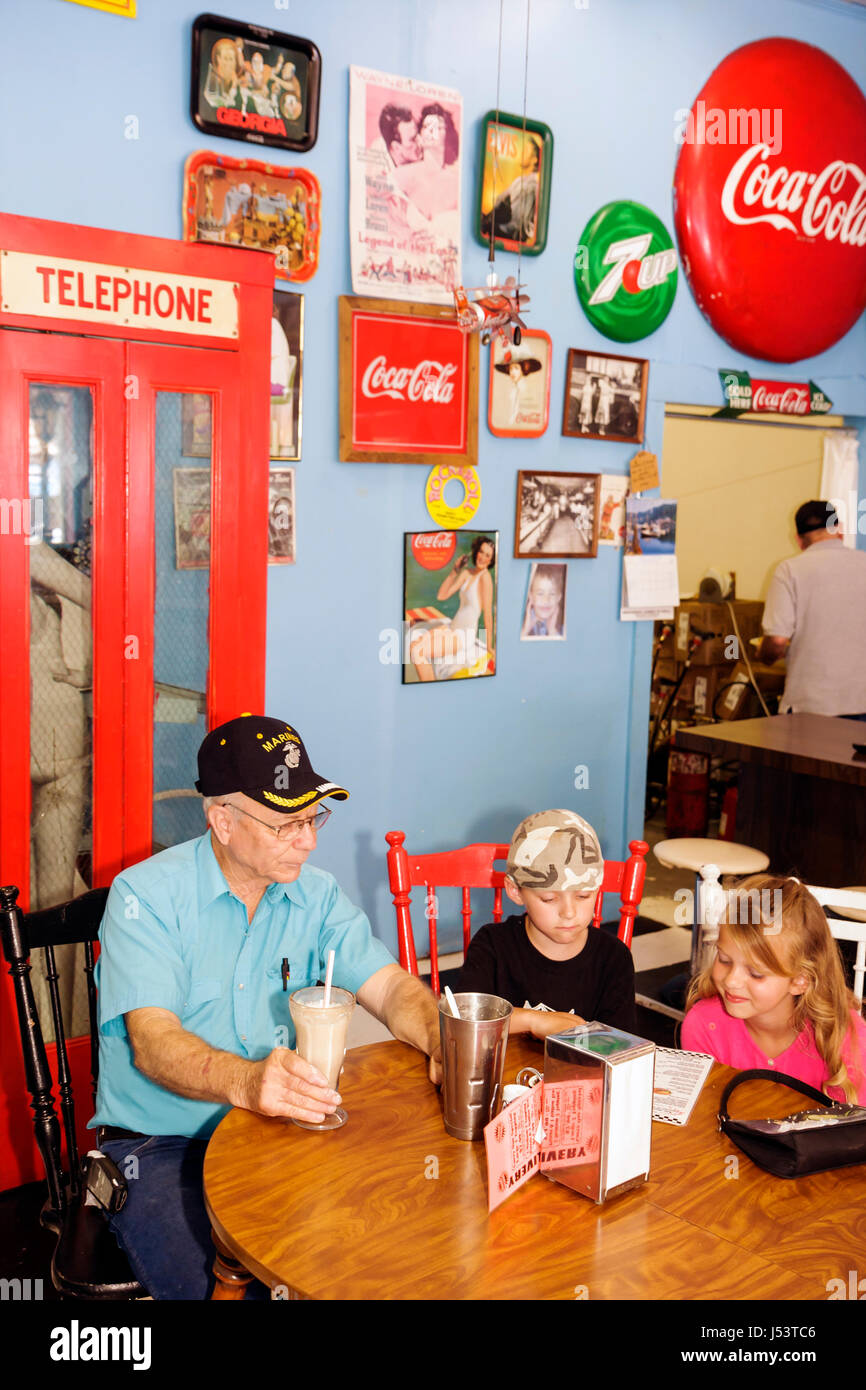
[{"xmin": 575, "ymin": 201, "xmax": 678, "ymax": 342}]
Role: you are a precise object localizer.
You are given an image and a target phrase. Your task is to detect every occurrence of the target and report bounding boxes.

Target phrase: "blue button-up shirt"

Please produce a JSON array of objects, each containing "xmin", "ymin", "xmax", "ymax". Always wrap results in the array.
[{"xmin": 91, "ymin": 833, "xmax": 394, "ymax": 1139}]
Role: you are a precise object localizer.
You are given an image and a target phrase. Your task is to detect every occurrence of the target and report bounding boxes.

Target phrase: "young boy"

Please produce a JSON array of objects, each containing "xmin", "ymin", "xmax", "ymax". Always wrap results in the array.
[{"xmin": 455, "ymin": 809, "xmax": 637, "ymax": 1034}]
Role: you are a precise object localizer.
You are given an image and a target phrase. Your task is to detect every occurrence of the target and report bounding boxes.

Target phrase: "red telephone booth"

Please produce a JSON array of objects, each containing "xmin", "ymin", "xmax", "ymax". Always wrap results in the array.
[{"xmin": 0, "ymin": 212, "xmax": 273, "ymax": 1189}]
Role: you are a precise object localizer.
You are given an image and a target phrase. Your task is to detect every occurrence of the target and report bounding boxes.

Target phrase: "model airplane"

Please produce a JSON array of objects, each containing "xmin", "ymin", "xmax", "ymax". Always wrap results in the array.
[{"xmin": 453, "ymin": 275, "xmax": 530, "ymax": 347}]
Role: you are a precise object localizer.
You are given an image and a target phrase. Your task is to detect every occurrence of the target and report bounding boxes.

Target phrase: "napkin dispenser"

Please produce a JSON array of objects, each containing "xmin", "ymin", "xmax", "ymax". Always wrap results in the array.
[{"xmin": 542, "ymin": 1022, "xmax": 655, "ymax": 1204}]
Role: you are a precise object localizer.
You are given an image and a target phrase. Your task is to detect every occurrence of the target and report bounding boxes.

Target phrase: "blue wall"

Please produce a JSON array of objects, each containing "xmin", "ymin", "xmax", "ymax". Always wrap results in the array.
[{"xmin": 3, "ymin": 0, "xmax": 865, "ymax": 953}]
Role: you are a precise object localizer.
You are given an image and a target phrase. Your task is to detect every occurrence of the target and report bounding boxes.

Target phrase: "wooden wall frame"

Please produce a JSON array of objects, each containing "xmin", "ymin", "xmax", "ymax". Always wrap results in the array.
[{"xmin": 338, "ymin": 296, "xmax": 478, "ymax": 465}]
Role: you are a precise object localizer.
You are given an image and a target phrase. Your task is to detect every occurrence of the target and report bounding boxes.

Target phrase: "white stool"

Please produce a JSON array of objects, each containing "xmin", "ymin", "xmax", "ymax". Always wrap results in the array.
[{"xmin": 654, "ymin": 838, "xmax": 770, "ymax": 977}]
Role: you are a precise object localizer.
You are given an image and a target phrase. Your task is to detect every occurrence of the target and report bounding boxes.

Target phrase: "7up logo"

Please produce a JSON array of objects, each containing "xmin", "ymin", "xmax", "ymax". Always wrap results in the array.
[
  {"xmin": 589, "ymin": 234, "xmax": 678, "ymax": 304},
  {"xmin": 575, "ymin": 201, "xmax": 678, "ymax": 342}
]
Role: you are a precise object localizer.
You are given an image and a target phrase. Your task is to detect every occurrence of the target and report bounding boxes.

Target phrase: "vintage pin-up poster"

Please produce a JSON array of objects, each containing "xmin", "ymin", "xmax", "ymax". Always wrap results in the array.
[
  {"xmin": 403, "ymin": 531, "xmax": 497, "ymax": 683},
  {"xmin": 349, "ymin": 66, "xmax": 462, "ymax": 305}
]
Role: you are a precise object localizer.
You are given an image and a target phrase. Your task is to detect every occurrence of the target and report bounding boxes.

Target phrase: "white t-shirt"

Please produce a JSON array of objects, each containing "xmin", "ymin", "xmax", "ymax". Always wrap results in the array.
[{"xmin": 762, "ymin": 539, "xmax": 866, "ymax": 715}]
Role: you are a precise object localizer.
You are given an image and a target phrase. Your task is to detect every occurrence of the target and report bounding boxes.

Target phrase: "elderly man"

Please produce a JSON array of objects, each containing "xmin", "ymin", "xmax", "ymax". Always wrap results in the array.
[
  {"xmin": 90, "ymin": 714, "xmax": 441, "ymax": 1299},
  {"xmin": 758, "ymin": 500, "xmax": 866, "ymax": 718}
]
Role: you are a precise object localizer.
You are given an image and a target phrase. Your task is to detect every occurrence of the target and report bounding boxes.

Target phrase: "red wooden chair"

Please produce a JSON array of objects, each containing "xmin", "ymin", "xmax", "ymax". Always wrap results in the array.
[{"xmin": 385, "ymin": 831, "xmax": 650, "ymax": 997}]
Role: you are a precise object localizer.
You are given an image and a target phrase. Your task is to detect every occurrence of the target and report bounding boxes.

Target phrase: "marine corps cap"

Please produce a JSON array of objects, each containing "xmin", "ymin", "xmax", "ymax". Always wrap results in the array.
[
  {"xmin": 195, "ymin": 714, "xmax": 349, "ymax": 812},
  {"xmin": 507, "ymin": 809, "xmax": 604, "ymax": 892}
]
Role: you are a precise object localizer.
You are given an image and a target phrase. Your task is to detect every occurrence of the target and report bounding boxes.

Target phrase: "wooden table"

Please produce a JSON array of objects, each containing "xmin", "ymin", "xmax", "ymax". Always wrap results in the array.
[
  {"xmin": 675, "ymin": 714, "xmax": 866, "ymax": 885},
  {"xmin": 203, "ymin": 1037, "xmax": 866, "ymax": 1301}
]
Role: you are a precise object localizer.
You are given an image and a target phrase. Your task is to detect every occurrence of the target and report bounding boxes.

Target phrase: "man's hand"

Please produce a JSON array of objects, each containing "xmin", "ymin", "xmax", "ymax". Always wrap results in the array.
[
  {"xmin": 242, "ymin": 1048, "xmax": 340, "ymax": 1126},
  {"xmin": 509, "ymin": 1007, "xmax": 585, "ymax": 1039},
  {"xmin": 358, "ymin": 964, "xmax": 441, "ymax": 1083},
  {"xmin": 757, "ymin": 634, "xmax": 789, "ymax": 665},
  {"xmin": 427, "ymin": 1043, "xmax": 442, "ymax": 1087}
]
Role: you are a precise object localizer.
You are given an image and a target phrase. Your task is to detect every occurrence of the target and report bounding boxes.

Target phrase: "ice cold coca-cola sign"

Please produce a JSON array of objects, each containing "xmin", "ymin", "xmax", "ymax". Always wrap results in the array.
[
  {"xmin": 674, "ymin": 38, "xmax": 866, "ymax": 362},
  {"xmin": 349, "ymin": 308, "xmax": 470, "ymax": 455}
]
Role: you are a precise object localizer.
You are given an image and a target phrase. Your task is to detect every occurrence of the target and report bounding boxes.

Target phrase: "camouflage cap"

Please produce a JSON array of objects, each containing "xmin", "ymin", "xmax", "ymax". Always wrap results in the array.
[{"xmin": 507, "ymin": 810, "xmax": 604, "ymax": 892}]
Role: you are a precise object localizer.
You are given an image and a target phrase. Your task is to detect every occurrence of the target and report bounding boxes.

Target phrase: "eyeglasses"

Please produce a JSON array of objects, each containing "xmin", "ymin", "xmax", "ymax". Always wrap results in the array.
[{"xmin": 223, "ymin": 802, "xmax": 331, "ymax": 841}]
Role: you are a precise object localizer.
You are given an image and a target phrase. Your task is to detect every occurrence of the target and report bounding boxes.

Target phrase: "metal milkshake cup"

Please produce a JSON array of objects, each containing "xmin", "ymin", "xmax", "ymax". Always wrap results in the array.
[{"xmin": 439, "ymin": 992, "xmax": 512, "ymax": 1141}]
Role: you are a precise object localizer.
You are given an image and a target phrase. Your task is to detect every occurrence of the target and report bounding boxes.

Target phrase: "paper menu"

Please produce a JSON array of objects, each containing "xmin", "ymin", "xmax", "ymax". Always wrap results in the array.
[
  {"xmin": 484, "ymin": 1086, "xmax": 543, "ymax": 1213},
  {"xmin": 652, "ymin": 1048, "xmax": 714, "ymax": 1126},
  {"xmin": 539, "ymin": 1079, "xmax": 603, "ymax": 1170},
  {"xmin": 484, "ymin": 1079, "xmax": 604, "ymax": 1209}
]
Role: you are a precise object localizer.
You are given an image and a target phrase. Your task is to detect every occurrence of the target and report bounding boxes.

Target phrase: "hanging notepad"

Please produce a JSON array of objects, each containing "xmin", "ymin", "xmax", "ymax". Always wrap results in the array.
[{"xmin": 623, "ymin": 554, "xmax": 680, "ymax": 610}]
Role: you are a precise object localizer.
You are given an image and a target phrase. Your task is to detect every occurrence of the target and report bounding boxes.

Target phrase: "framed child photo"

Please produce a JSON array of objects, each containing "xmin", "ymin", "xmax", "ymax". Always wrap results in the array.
[
  {"xmin": 521, "ymin": 562, "xmax": 567, "ymax": 640},
  {"xmin": 403, "ymin": 530, "xmax": 497, "ymax": 684},
  {"xmin": 562, "ymin": 349, "xmax": 648, "ymax": 445},
  {"xmin": 474, "ymin": 111, "xmax": 553, "ymax": 256},
  {"xmin": 191, "ymin": 13, "xmax": 321, "ymax": 153},
  {"xmin": 515, "ymin": 470, "xmax": 600, "ymax": 560},
  {"xmin": 488, "ymin": 329, "xmax": 551, "ymax": 439}
]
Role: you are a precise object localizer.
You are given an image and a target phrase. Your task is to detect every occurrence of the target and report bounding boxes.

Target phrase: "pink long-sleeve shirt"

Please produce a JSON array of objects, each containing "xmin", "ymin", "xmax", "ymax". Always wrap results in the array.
[{"xmin": 682, "ymin": 995, "xmax": 866, "ymax": 1104}]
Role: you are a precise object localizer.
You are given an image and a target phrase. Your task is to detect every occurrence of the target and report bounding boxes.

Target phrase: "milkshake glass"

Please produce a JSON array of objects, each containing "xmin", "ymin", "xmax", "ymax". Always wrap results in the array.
[{"xmin": 288, "ymin": 986, "xmax": 355, "ymax": 1130}]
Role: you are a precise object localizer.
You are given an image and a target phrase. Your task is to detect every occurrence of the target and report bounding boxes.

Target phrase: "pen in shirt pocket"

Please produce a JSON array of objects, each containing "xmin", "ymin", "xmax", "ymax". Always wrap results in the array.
[{"xmin": 281, "ymin": 958, "xmax": 290, "ymax": 991}]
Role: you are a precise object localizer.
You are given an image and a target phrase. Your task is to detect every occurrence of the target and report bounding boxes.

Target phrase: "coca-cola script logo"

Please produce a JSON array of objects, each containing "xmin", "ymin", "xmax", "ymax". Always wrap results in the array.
[
  {"xmin": 674, "ymin": 38, "xmax": 866, "ymax": 361},
  {"xmin": 350, "ymin": 311, "xmax": 469, "ymax": 455},
  {"xmin": 411, "ymin": 531, "xmax": 457, "ymax": 570},
  {"xmin": 361, "ymin": 356, "xmax": 457, "ymax": 404}
]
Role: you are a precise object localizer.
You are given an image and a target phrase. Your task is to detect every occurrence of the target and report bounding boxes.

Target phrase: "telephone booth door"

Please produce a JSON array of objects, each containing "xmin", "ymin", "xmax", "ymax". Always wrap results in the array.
[{"xmin": 0, "ymin": 216, "xmax": 271, "ymax": 1190}]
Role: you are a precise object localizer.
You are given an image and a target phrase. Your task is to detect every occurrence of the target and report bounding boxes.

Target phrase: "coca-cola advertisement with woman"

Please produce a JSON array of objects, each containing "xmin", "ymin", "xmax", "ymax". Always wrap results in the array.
[{"xmin": 403, "ymin": 531, "xmax": 498, "ymax": 684}]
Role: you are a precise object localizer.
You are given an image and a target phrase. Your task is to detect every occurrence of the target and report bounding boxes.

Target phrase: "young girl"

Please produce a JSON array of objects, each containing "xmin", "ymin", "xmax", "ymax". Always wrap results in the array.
[{"xmin": 682, "ymin": 875, "xmax": 866, "ymax": 1104}]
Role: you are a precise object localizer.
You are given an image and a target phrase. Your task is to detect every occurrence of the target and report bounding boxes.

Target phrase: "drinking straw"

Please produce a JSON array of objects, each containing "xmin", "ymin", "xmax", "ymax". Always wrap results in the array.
[
  {"xmin": 323, "ymin": 949, "xmax": 335, "ymax": 1007},
  {"xmin": 444, "ymin": 985, "xmax": 461, "ymax": 1019}
]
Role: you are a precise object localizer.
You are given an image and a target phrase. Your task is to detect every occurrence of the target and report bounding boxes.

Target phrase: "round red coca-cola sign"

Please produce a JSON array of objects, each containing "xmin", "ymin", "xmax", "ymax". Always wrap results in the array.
[{"xmin": 674, "ymin": 38, "xmax": 866, "ymax": 362}]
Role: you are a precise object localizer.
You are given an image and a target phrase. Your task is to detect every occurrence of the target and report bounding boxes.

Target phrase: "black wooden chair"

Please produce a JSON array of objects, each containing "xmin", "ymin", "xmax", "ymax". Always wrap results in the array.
[{"xmin": 0, "ymin": 884, "xmax": 144, "ymax": 1299}]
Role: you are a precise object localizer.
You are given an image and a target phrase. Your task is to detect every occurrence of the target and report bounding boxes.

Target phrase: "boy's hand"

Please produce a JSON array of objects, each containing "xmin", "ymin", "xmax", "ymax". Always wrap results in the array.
[{"xmin": 509, "ymin": 1007, "xmax": 586, "ymax": 1039}]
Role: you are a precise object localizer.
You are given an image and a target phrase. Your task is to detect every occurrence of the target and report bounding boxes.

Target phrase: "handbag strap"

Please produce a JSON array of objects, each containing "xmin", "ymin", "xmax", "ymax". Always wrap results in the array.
[{"xmin": 719, "ymin": 1068, "xmax": 832, "ymax": 1122}]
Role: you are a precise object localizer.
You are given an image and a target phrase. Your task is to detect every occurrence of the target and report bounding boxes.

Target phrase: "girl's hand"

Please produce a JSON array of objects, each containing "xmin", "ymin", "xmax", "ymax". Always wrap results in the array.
[{"xmin": 454, "ymin": 554, "xmax": 468, "ymax": 571}]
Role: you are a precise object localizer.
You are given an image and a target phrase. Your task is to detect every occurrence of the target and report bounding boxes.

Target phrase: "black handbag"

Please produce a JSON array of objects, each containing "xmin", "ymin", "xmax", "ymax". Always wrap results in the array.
[{"xmin": 718, "ymin": 1069, "xmax": 866, "ymax": 1178}]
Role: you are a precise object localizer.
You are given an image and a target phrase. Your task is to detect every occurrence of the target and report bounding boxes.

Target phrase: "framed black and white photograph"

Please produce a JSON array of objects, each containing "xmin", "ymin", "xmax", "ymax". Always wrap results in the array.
[
  {"xmin": 514, "ymin": 470, "xmax": 600, "ymax": 559},
  {"xmin": 270, "ymin": 290, "xmax": 304, "ymax": 460},
  {"xmin": 562, "ymin": 349, "xmax": 648, "ymax": 445},
  {"xmin": 191, "ymin": 13, "xmax": 321, "ymax": 153},
  {"xmin": 268, "ymin": 467, "xmax": 296, "ymax": 564}
]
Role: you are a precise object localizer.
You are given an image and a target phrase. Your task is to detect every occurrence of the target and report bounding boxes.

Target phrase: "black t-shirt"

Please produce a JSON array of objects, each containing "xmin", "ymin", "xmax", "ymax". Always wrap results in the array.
[{"xmin": 455, "ymin": 913, "xmax": 636, "ymax": 1034}]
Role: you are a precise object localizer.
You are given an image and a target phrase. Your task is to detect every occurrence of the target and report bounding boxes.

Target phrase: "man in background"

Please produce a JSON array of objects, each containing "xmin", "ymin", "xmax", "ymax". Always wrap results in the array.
[{"xmin": 758, "ymin": 500, "xmax": 866, "ymax": 718}]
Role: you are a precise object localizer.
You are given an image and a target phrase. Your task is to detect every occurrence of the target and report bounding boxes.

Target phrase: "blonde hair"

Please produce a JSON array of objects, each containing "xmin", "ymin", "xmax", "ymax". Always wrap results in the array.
[{"xmin": 686, "ymin": 874, "xmax": 862, "ymax": 1103}]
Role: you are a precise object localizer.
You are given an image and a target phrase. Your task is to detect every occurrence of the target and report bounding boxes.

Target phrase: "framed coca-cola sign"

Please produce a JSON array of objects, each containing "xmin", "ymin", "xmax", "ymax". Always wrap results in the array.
[{"xmin": 338, "ymin": 296, "xmax": 479, "ymax": 465}]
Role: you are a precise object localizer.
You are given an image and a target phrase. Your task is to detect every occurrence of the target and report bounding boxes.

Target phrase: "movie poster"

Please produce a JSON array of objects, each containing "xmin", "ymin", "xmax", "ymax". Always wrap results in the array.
[{"xmin": 349, "ymin": 66, "xmax": 462, "ymax": 305}]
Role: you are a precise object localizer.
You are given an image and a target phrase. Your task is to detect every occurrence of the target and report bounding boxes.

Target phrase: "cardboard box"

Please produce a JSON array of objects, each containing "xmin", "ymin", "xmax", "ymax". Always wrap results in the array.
[
  {"xmin": 674, "ymin": 665, "xmax": 729, "ymax": 717},
  {"xmin": 654, "ymin": 656, "xmax": 681, "ymax": 684},
  {"xmin": 674, "ymin": 600, "xmax": 764, "ymax": 666},
  {"xmin": 653, "ymin": 620, "xmax": 676, "ymax": 658},
  {"xmin": 716, "ymin": 660, "xmax": 786, "ymax": 720}
]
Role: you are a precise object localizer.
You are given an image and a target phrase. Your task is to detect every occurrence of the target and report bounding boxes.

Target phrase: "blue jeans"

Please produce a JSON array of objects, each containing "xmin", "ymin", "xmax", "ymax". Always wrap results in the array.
[{"xmin": 100, "ymin": 1135, "xmax": 268, "ymax": 1301}]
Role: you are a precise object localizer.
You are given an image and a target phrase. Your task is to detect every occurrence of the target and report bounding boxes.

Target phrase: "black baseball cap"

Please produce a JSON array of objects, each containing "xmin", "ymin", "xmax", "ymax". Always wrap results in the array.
[
  {"xmin": 795, "ymin": 500, "xmax": 838, "ymax": 536},
  {"xmin": 195, "ymin": 714, "xmax": 349, "ymax": 812}
]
